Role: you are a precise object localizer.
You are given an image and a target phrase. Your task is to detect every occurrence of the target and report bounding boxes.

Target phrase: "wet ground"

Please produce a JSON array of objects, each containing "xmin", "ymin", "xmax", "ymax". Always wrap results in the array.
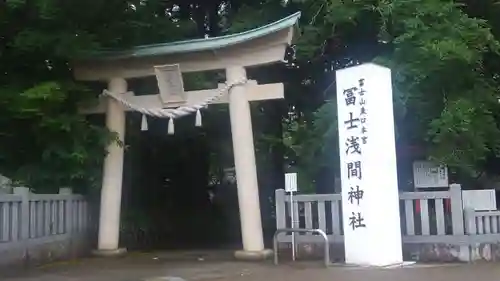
[{"xmin": 2, "ymin": 251, "xmax": 500, "ymax": 281}]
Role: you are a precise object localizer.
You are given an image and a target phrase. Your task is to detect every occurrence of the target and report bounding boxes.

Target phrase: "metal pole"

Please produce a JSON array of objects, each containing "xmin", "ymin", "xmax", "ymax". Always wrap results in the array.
[
  {"xmin": 273, "ymin": 228, "xmax": 330, "ymax": 267},
  {"xmin": 289, "ymin": 191, "xmax": 296, "ymax": 261}
]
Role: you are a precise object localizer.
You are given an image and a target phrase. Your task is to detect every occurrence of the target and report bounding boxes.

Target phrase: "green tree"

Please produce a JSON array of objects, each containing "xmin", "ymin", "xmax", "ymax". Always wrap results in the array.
[
  {"xmin": 0, "ymin": 0, "xmax": 198, "ymax": 191},
  {"xmin": 3, "ymin": 0, "xmax": 500, "ymax": 193},
  {"xmin": 229, "ymin": 0, "xmax": 500, "ymax": 188}
]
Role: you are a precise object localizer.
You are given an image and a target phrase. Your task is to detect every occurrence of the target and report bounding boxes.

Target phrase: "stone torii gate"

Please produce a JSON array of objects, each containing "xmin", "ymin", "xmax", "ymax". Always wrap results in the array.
[{"xmin": 72, "ymin": 12, "xmax": 301, "ymax": 260}]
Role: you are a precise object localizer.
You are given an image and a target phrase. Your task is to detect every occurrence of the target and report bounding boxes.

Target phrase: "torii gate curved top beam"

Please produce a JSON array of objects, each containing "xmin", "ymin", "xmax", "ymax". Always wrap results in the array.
[{"xmin": 72, "ymin": 12, "xmax": 301, "ymax": 81}]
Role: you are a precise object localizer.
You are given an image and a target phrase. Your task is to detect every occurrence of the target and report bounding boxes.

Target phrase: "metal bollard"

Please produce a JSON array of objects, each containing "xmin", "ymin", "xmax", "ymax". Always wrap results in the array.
[{"xmin": 273, "ymin": 228, "xmax": 330, "ymax": 267}]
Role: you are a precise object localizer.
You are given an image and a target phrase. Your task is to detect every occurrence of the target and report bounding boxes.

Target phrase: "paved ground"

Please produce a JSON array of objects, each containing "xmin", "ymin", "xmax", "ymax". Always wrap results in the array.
[{"xmin": 2, "ymin": 251, "xmax": 500, "ymax": 281}]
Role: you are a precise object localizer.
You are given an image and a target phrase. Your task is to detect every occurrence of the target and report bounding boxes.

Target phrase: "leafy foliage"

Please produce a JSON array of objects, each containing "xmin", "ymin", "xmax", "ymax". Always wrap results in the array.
[
  {"xmin": 227, "ymin": 0, "xmax": 500, "ymax": 186},
  {"xmin": 288, "ymin": 0, "xmax": 500, "ymax": 180},
  {"xmin": 3, "ymin": 0, "xmax": 500, "ymax": 194},
  {"xmin": 0, "ymin": 0, "xmax": 196, "ymax": 191}
]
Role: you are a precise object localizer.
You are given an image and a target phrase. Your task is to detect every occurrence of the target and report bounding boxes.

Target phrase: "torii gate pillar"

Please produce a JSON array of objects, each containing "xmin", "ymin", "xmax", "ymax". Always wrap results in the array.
[
  {"xmin": 93, "ymin": 78, "xmax": 127, "ymax": 256},
  {"xmin": 227, "ymin": 66, "xmax": 269, "ymax": 258}
]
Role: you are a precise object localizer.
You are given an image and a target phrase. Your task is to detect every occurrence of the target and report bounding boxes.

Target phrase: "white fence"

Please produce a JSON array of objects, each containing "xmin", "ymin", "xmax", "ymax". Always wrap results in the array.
[
  {"xmin": 275, "ymin": 184, "xmax": 500, "ymax": 247},
  {"xmin": 0, "ymin": 187, "xmax": 89, "ymax": 253},
  {"xmin": 465, "ymin": 209, "xmax": 500, "ymax": 243}
]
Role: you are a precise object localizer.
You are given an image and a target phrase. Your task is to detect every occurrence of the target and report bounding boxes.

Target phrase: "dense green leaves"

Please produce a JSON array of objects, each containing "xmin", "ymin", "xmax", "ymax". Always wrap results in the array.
[
  {"xmin": 280, "ymin": 0, "xmax": 500, "ymax": 180},
  {"xmin": 2, "ymin": 0, "xmax": 500, "ymax": 193},
  {"xmin": 0, "ymin": 0, "xmax": 184, "ymax": 191}
]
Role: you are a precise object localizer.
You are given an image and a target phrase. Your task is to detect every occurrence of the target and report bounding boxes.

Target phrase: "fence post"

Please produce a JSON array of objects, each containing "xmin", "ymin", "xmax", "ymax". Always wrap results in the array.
[
  {"xmin": 334, "ymin": 177, "xmax": 342, "ymax": 194},
  {"xmin": 464, "ymin": 208, "xmax": 476, "ymax": 235},
  {"xmin": 59, "ymin": 188, "xmax": 73, "ymax": 234},
  {"xmin": 449, "ymin": 183, "xmax": 464, "ymax": 235},
  {"xmin": 275, "ymin": 189, "xmax": 286, "ymax": 230},
  {"xmin": 464, "ymin": 208, "xmax": 477, "ymax": 262},
  {"xmin": 59, "ymin": 187, "xmax": 77, "ymax": 259},
  {"xmin": 13, "ymin": 187, "xmax": 30, "ymax": 240},
  {"xmin": 0, "ymin": 187, "xmax": 13, "ymax": 194}
]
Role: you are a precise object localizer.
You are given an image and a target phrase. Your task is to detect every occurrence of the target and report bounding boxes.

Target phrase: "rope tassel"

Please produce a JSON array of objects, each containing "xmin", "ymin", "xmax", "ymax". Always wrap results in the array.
[
  {"xmin": 195, "ymin": 109, "xmax": 202, "ymax": 127},
  {"xmin": 168, "ymin": 118, "xmax": 175, "ymax": 135},
  {"xmin": 141, "ymin": 114, "xmax": 148, "ymax": 131}
]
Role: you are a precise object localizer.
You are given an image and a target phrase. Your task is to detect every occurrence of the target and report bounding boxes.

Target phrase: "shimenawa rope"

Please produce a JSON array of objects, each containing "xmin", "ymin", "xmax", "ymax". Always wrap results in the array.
[{"xmin": 101, "ymin": 78, "xmax": 248, "ymax": 134}]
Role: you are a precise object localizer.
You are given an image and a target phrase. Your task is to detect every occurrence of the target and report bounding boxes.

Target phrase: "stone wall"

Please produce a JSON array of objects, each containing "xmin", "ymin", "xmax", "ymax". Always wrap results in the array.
[
  {"xmin": 404, "ymin": 243, "xmax": 500, "ymax": 262},
  {"xmin": 278, "ymin": 242, "xmax": 500, "ymax": 263},
  {"xmin": 0, "ymin": 235, "xmax": 91, "ymax": 272}
]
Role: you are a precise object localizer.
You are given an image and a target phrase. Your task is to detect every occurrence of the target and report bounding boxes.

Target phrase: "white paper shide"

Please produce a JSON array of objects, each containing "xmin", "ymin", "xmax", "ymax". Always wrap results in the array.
[{"xmin": 336, "ymin": 63, "xmax": 403, "ymax": 266}]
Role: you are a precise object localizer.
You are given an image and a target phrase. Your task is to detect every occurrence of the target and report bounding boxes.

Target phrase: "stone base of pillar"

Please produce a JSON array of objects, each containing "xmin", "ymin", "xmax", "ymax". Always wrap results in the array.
[
  {"xmin": 91, "ymin": 248, "xmax": 127, "ymax": 258},
  {"xmin": 234, "ymin": 249, "xmax": 273, "ymax": 261}
]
